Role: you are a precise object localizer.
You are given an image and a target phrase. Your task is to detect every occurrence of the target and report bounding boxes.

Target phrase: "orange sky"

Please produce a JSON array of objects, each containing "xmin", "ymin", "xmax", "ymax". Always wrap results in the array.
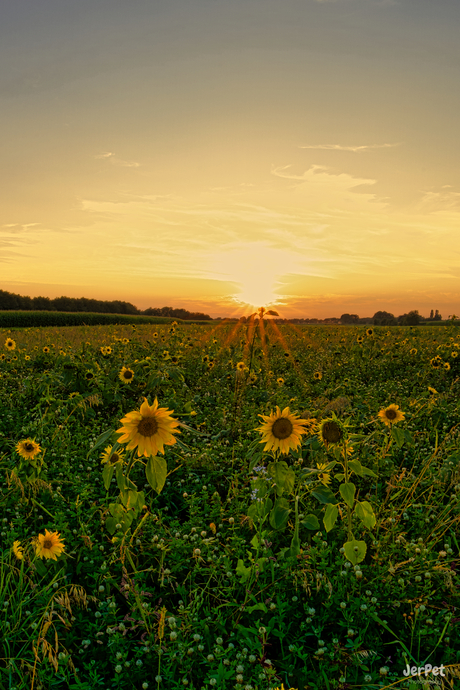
[{"xmin": 1, "ymin": 0, "xmax": 460, "ymax": 319}]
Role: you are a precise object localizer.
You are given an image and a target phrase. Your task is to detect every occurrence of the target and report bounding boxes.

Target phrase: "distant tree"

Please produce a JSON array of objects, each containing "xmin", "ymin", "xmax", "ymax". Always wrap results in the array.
[
  {"xmin": 373, "ymin": 310, "xmax": 396, "ymax": 326},
  {"xmin": 340, "ymin": 313, "xmax": 360, "ymax": 324},
  {"xmin": 33, "ymin": 295, "xmax": 55, "ymax": 310},
  {"xmin": 434, "ymin": 309, "xmax": 442, "ymax": 321},
  {"xmin": 399, "ymin": 310, "xmax": 421, "ymax": 326},
  {"xmin": 429, "ymin": 309, "xmax": 434, "ymax": 320}
]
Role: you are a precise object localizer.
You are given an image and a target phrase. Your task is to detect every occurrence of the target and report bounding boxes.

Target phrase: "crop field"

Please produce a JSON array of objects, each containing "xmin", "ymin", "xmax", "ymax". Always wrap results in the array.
[{"xmin": 0, "ymin": 317, "xmax": 459, "ymax": 690}]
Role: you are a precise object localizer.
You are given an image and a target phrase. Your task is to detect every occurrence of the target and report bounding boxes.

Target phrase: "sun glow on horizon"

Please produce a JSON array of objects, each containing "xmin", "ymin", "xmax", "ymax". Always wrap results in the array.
[{"xmin": 208, "ymin": 242, "xmax": 305, "ymax": 312}]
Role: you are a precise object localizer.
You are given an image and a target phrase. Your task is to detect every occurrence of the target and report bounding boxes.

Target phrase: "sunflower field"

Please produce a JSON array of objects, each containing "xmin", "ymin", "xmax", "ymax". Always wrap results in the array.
[{"xmin": 0, "ymin": 317, "xmax": 459, "ymax": 690}]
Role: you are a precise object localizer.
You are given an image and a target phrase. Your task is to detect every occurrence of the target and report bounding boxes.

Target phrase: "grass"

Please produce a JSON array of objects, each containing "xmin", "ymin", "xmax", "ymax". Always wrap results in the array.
[{"xmin": 0, "ymin": 319, "xmax": 459, "ymax": 690}]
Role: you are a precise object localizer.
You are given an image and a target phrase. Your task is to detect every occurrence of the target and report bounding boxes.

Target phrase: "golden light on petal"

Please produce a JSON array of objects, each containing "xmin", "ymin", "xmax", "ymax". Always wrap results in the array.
[
  {"xmin": 116, "ymin": 397, "xmax": 180, "ymax": 457},
  {"xmin": 256, "ymin": 406, "xmax": 310, "ymax": 455},
  {"xmin": 378, "ymin": 404, "xmax": 405, "ymax": 427}
]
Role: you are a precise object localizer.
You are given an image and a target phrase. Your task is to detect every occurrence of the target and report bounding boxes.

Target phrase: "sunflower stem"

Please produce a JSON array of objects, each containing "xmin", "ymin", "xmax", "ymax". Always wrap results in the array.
[{"xmin": 31, "ymin": 498, "xmax": 55, "ymax": 520}]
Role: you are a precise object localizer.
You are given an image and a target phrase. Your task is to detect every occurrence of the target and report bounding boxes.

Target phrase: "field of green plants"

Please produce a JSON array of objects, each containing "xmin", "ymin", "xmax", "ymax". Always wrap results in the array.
[{"xmin": 0, "ymin": 316, "xmax": 459, "ymax": 690}]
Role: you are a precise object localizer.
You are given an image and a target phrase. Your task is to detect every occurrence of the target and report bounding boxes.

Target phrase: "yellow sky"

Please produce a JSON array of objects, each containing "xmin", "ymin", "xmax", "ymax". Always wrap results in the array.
[{"xmin": 1, "ymin": 0, "xmax": 460, "ymax": 319}]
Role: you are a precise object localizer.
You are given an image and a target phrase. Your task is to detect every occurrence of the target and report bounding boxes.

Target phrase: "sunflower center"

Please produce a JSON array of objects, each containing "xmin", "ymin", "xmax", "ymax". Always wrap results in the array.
[
  {"xmin": 109, "ymin": 452, "xmax": 120, "ymax": 464},
  {"xmin": 321, "ymin": 421, "xmax": 343, "ymax": 444},
  {"xmin": 272, "ymin": 417, "xmax": 293, "ymax": 439},
  {"xmin": 24, "ymin": 443, "xmax": 34, "ymax": 452},
  {"xmin": 124, "ymin": 371, "xmax": 133, "ymax": 379},
  {"xmin": 43, "ymin": 539, "xmax": 53, "ymax": 550},
  {"xmin": 385, "ymin": 409, "xmax": 397, "ymax": 420},
  {"xmin": 137, "ymin": 417, "xmax": 159, "ymax": 437}
]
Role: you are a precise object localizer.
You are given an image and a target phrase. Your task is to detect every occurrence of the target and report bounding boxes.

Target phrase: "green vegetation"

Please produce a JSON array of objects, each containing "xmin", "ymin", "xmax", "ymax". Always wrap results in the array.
[{"xmin": 0, "ymin": 319, "xmax": 459, "ymax": 689}]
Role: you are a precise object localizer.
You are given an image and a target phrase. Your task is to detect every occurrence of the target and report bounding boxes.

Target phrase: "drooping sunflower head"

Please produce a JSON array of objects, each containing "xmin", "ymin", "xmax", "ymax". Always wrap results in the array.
[
  {"xmin": 318, "ymin": 417, "xmax": 344, "ymax": 448},
  {"xmin": 116, "ymin": 397, "xmax": 180, "ymax": 458},
  {"xmin": 256, "ymin": 406, "xmax": 310, "ymax": 455},
  {"xmin": 16, "ymin": 438, "xmax": 42, "ymax": 460},
  {"xmin": 100, "ymin": 445, "xmax": 126, "ymax": 465},
  {"xmin": 378, "ymin": 404, "xmax": 405, "ymax": 427},
  {"xmin": 119, "ymin": 367, "xmax": 134, "ymax": 384},
  {"xmin": 35, "ymin": 530, "xmax": 65, "ymax": 561}
]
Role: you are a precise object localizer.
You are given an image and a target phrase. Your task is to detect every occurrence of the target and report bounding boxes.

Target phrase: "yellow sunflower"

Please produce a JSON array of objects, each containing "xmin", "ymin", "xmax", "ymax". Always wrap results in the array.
[
  {"xmin": 35, "ymin": 530, "xmax": 66, "ymax": 561},
  {"xmin": 100, "ymin": 445, "xmax": 126, "ymax": 465},
  {"xmin": 444, "ymin": 362, "xmax": 451, "ymax": 371},
  {"xmin": 43, "ymin": 346, "xmax": 50, "ymax": 353},
  {"xmin": 152, "ymin": 332, "xmax": 158, "ymax": 339},
  {"xmin": 236, "ymin": 361, "xmax": 246, "ymax": 372},
  {"xmin": 378, "ymin": 404, "xmax": 405, "ymax": 427},
  {"xmin": 277, "ymin": 377, "xmax": 285, "ymax": 386},
  {"xmin": 100, "ymin": 346, "xmax": 107, "ymax": 355},
  {"xmin": 119, "ymin": 366, "xmax": 135, "ymax": 384},
  {"xmin": 5, "ymin": 338, "xmax": 16, "ymax": 350},
  {"xmin": 316, "ymin": 462, "xmax": 332, "ymax": 486},
  {"xmin": 116, "ymin": 397, "xmax": 180, "ymax": 457},
  {"xmin": 410, "ymin": 348, "xmax": 417, "ymax": 355},
  {"xmin": 366, "ymin": 328, "xmax": 374, "ymax": 337},
  {"xmin": 430, "ymin": 357, "xmax": 442, "ymax": 369},
  {"xmin": 256, "ymin": 406, "xmax": 310, "ymax": 455},
  {"xmin": 15, "ymin": 438, "xmax": 42, "ymax": 460},
  {"xmin": 12, "ymin": 540, "xmax": 24, "ymax": 560},
  {"xmin": 313, "ymin": 371, "xmax": 322, "ymax": 380},
  {"xmin": 451, "ymin": 351, "xmax": 458, "ymax": 358}
]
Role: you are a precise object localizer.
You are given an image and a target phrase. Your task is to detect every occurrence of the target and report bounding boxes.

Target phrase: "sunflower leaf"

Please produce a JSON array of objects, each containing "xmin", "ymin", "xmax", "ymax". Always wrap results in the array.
[
  {"xmin": 146, "ymin": 456, "xmax": 167, "ymax": 494},
  {"xmin": 269, "ymin": 497, "xmax": 290, "ymax": 530},
  {"xmin": 312, "ymin": 486, "xmax": 337, "ymax": 505},
  {"xmin": 339, "ymin": 482, "xmax": 356, "ymax": 508},
  {"xmin": 86, "ymin": 428, "xmax": 115, "ymax": 459},
  {"xmin": 301, "ymin": 514, "xmax": 320, "ymax": 530},
  {"xmin": 354, "ymin": 500, "xmax": 376, "ymax": 529},
  {"xmin": 323, "ymin": 503, "xmax": 339, "ymax": 533},
  {"xmin": 102, "ymin": 463, "xmax": 114, "ymax": 491},
  {"xmin": 343, "ymin": 538, "xmax": 367, "ymax": 564}
]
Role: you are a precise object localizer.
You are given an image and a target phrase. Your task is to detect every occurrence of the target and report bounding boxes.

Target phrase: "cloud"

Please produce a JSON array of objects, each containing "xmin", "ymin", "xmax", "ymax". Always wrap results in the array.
[
  {"xmin": 94, "ymin": 152, "xmax": 140, "ymax": 167},
  {"xmin": 299, "ymin": 143, "xmax": 402, "ymax": 152}
]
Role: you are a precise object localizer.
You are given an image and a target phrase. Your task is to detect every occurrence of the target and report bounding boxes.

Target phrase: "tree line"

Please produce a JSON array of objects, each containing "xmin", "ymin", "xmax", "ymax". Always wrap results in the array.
[{"xmin": 0, "ymin": 289, "xmax": 212, "ymax": 321}]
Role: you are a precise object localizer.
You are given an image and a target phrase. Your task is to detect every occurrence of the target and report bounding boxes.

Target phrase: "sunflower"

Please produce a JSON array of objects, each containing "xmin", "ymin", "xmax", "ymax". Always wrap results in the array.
[
  {"xmin": 249, "ymin": 372, "xmax": 257, "ymax": 383},
  {"xmin": 430, "ymin": 357, "xmax": 442, "ymax": 369},
  {"xmin": 122, "ymin": 338, "xmax": 130, "ymax": 344},
  {"xmin": 152, "ymin": 332, "xmax": 158, "ymax": 339},
  {"xmin": 207, "ymin": 361, "xmax": 215, "ymax": 369},
  {"xmin": 5, "ymin": 338, "xmax": 16, "ymax": 350},
  {"xmin": 12, "ymin": 540, "xmax": 24, "ymax": 560},
  {"xmin": 277, "ymin": 377, "xmax": 285, "ymax": 386},
  {"xmin": 444, "ymin": 362, "xmax": 451, "ymax": 371},
  {"xmin": 410, "ymin": 348, "xmax": 417, "ymax": 355},
  {"xmin": 202, "ymin": 355, "xmax": 209, "ymax": 363},
  {"xmin": 100, "ymin": 346, "xmax": 107, "ymax": 355},
  {"xmin": 100, "ymin": 445, "xmax": 126, "ymax": 465},
  {"xmin": 35, "ymin": 530, "xmax": 66, "ymax": 561},
  {"xmin": 366, "ymin": 328, "xmax": 374, "ymax": 337},
  {"xmin": 313, "ymin": 371, "xmax": 322, "ymax": 380},
  {"xmin": 236, "ymin": 362, "xmax": 246, "ymax": 372},
  {"xmin": 85, "ymin": 370, "xmax": 95, "ymax": 380},
  {"xmin": 316, "ymin": 462, "xmax": 332, "ymax": 486},
  {"xmin": 357, "ymin": 336, "xmax": 364, "ymax": 344},
  {"xmin": 119, "ymin": 366, "xmax": 135, "ymax": 384},
  {"xmin": 256, "ymin": 406, "xmax": 310, "ymax": 455},
  {"xmin": 452, "ymin": 351, "xmax": 458, "ymax": 358},
  {"xmin": 378, "ymin": 404, "xmax": 405, "ymax": 427},
  {"xmin": 428, "ymin": 387, "xmax": 438, "ymax": 395},
  {"xmin": 15, "ymin": 438, "xmax": 42, "ymax": 460},
  {"xmin": 25, "ymin": 355, "xmax": 30, "ymax": 361},
  {"xmin": 162, "ymin": 350, "xmax": 170, "ymax": 359},
  {"xmin": 116, "ymin": 397, "xmax": 180, "ymax": 457},
  {"xmin": 317, "ymin": 417, "xmax": 344, "ymax": 448}
]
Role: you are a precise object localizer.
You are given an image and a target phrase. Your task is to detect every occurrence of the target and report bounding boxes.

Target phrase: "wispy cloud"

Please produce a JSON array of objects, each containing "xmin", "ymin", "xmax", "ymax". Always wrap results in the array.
[
  {"xmin": 94, "ymin": 152, "xmax": 140, "ymax": 167},
  {"xmin": 299, "ymin": 143, "xmax": 402, "ymax": 152}
]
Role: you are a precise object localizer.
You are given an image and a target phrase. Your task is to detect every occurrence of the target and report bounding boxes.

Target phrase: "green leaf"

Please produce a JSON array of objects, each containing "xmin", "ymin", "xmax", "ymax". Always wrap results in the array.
[
  {"xmin": 312, "ymin": 486, "xmax": 337, "ymax": 504},
  {"xmin": 102, "ymin": 463, "xmax": 114, "ymax": 491},
  {"xmin": 348, "ymin": 459, "xmax": 363, "ymax": 476},
  {"xmin": 289, "ymin": 496, "xmax": 301, "ymax": 558},
  {"xmin": 323, "ymin": 503, "xmax": 339, "ymax": 533},
  {"xmin": 334, "ymin": 473, "xmax": 345, "ymax": 482},
  {"xmin": 391, "ymin": 426, "xmax": 406, "ymax": 448},
  {"xmin": 247, "ymin": 602, "xmax": 268, "ymax": 614},
  {"xmin": 105, "ymin": 517, "xmax": 118, "ymax": 535},
  {"xmin": 86, "ymin": 428, "xmax": 115, "ymax": 459},
  {"xmin": 120, "ymin": 488, "xmax": 139, "ymax": 510},
  {"xmin": 343, "ymin": 538, "xmax": 367, "ymax": 564},
  {"xmin": 115, "ymin": 463, "xmax": 125, "ymax": 492},
  {"xmin": 250, "ymin": 535, "xmax": 259, "ymax": 549},
  {"xmin": 360, "ymin": 465, "xmax": 378, "ymax": 478},
  {"xmin": 269, "ymin": 497, "xmax": 290, "ymax": 530},
  {"xmin": 268, "ymin": 461, "xmax": 295, "ymax": 496},
  {"xmin": 339, "ymin": 482, "xmax": 356, "ymax": 508},
  {"xmin": 109, "ymin": 503, "xmax": 124, "ymax": 520},
  {"xmin": 301, "ymin": 514, "xmax": 320, "ymax": 530},
  {"xmin": 236, "ymin": 559, "xmax": 252, "ymax": 583},
  {"xmin": 145, "ymin": 456, "xmax": 167, "ymax": 494},
  {"xmin": 354, "ymin": 500, "xmax": 376, "ymax": 529}
]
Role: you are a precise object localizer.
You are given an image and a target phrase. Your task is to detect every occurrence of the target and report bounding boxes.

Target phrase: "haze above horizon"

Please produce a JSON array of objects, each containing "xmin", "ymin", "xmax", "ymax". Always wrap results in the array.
[{"xmin": 1, "ymin": 0, "xmax": 460, "ymax": 319}]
